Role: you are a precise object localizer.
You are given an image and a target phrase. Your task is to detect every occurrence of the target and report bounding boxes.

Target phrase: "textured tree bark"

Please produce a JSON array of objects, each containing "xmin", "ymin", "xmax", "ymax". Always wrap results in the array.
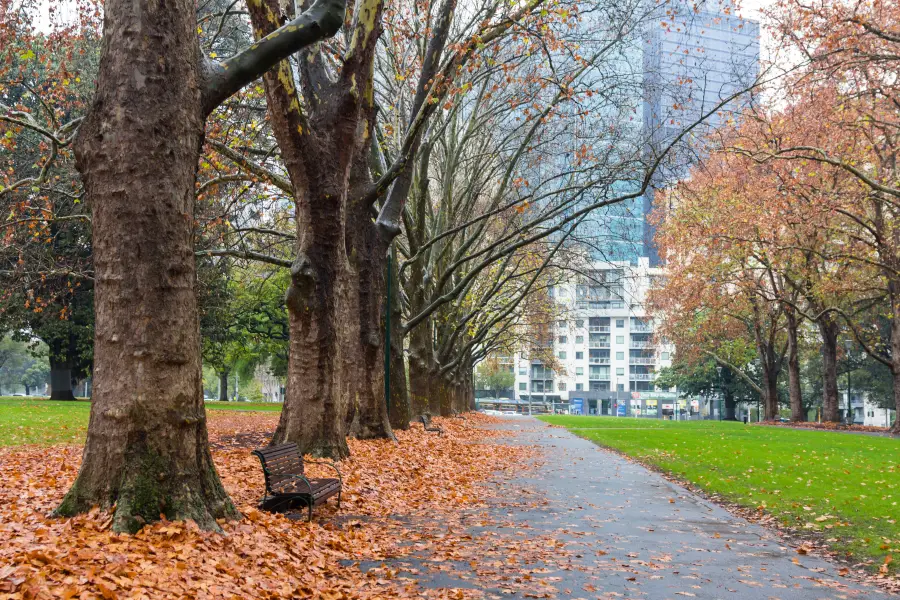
[
  {"xmin": 409, "ymin": 325, "xmax": 437, "ymax": 415},
  {"xmin": 346, "ymin": 194, "xmax": 395, "ymax": 441},
  {"xmin": 218, "ymin": 371, "xmax": 229, "ymax": 402},
  {"xmin": 819, "ymin": 317, "xmax": 841, "ymax": 422},
  {"xmin": 56, "ymin": 0, "xmax": 238, "ymax": 532},
  {"xmin": 49, "ymin": 358, "xmax": 75, "ymax": 401},
  {"xmin": 786, "ymin": 310, "xmax": 805, "ymax": 421},
  {"xmin": 387, "ymin": 247, "xmax": 411, "ymax": 430},
  {"xmin": 248, "ymin": 0, "xmax": 382, "ymax": 457},
  {"xmin": 890, "ymin": 294, "xmax": 900, "ymax": 434}
]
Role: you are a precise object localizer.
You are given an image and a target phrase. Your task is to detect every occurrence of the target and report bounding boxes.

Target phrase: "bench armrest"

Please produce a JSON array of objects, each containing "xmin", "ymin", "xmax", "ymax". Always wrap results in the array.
[
  {"xmin": 283, "ymin": 473, "xmax": 313, "ymax": 495},
  {"xmin": 306, "ymin": 459, "xmax": 343, "ymax": 487}
]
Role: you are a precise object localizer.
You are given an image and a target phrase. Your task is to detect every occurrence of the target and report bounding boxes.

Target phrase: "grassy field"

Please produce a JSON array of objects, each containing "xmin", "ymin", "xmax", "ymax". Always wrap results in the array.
[
  {"xmin": 0, "ymin": 397, "xmax": 282, "ymax": 446},
  {"xmin": 539, "ymin": 415, "xmax": 900, "ymax": 570}
]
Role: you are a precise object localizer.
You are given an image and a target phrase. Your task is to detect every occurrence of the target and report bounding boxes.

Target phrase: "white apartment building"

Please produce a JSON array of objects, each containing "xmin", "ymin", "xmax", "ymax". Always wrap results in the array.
[{"xmin": 513, "ymin": 257, "xmax": 677, "ymax": 416}]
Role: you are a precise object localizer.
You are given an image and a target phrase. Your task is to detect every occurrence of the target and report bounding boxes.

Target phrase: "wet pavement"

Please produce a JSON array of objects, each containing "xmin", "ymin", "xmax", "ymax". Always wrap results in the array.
[{"xmin": 358, "ymin": 417, "xmax": 892, "ymax": 599}]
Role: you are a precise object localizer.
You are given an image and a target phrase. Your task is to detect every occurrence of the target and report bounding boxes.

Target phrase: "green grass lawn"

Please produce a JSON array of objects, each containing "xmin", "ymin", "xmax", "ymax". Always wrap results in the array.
[
  {"xmin": 0, "ymin": 397, "xmax": 282, "ymax": 446},
  {"xmin": 539, "ymin": 415, "xmax": 900, "ymax": 571}
]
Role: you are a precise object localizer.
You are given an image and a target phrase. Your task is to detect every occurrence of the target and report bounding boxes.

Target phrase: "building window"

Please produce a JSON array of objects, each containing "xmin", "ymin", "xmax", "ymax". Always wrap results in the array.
[
  {"xmin": 616, "ymin": 367, "xmax": 624, "ymax": 376},
  {"xmin": 616, "ymin": 335, "xmax": 624, "ymax": 344},
  {"xmin": 558, "ymin": 320, "xmax": 567, "ymax": 328},
  {"xmin": 558, "ymin": 335, "xmax": 567, "ymax": 344},
  {"xmin": 576, "ymin": 367, "xmax": 584, "ymax": 376},
  {"xmin": 519, "ymin": 382, "xmax": 526, "ymax": 391},
  {"xmin": 661, "ymin": 352, "xmax": 670, "ymax": 360},
  {"xmin": 558, "ymin": 382, "xmax": 566, "ymax": 391},
  {"xmin": 576, "ymin": 383, "xmax": 584, "ymax": 391},
  {"xmin": 616, "ymin": 352, "xmax": 624, "ymax": 360},
  {"xmin": 575, "ymin": 335, "xmax": 584, "ymax": 344},
  {"xmin": 519, "ymin": 366, "xmax": 526, "ymax": 375},
  {"xmin": 558, "ymin": 351, "xmax": 567, "ymax": 359},
  {"xmin": 616, "ymin": 319, "xmax": 625, "ymax": 328},
  {"xmin": 617, "ymin": 383, "xmax": 625, "ymax": 391},
  {"xmin": 575, "ymin": 351, "xmax": 583, "ymax": 360},
  {"xmin": 575, "ymin": 319, "xmax": 584, "ymax": 328}
]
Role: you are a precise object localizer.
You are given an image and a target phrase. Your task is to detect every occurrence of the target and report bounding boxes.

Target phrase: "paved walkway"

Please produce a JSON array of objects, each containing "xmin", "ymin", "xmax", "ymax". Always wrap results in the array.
[{"xmin": 359, "ymin": 417, "xmax": 892, "ymax": 598}]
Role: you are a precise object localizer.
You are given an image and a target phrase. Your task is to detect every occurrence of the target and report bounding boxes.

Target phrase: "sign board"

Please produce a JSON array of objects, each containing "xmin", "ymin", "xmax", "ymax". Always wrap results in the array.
[
  {"xmin": 635, "ymin": 391, "xmax": 678, "ymax": 400},
  {"xmin": 616, "ymin": 403, "xmax": 626, "ymax": 416},
  {"xmin": 662, "ymin": 403, "xmax": 674, "ymax": 410},
  {"xmin": 571, "ymin": 398, "xmax": 584, "ymax": 415}
]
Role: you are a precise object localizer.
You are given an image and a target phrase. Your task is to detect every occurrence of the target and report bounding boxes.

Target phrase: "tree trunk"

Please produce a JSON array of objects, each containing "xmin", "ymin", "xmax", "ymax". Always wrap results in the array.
[
  {"xmin": 388, "ymin": 246, "xmax": 411, "ymax": 430},
  {"xmin": 247, "ymin": 0, "xmax": 382, "ymax": 458},
  {"xmin": 819, "ymin": 317, "xmax": 841, "ymax": 422},
  {"xmin": 786, "ymin": 310, "xmax": 804, "ymax": 421},
  {"xmin": 49, "ymin": 358, "xmax": 75, "ymax": 401},
  {"xmin": 889, "ymin": 295, "xmax": 900, "ymax": 434},
  {"xmin": 409, "ymin": 323, "xmax": 437, "ymax": 415},
  {"xmin": 24, "ymin": 384, "xmax": 31, "ymax": 396},
  {"xmin": 346, "ymin": 205, "xmax": 395, "ymax": 441},
  {"xmin": 56, "ymin": 0, "xmax": 237, "ymax": 532},
  {"xmin": 764, "ymin": 367, "xmax": 779, "ymax": 421},
  {"xmin": 218, "ymin": 371, "xmax": 229, "ymax": 402}
]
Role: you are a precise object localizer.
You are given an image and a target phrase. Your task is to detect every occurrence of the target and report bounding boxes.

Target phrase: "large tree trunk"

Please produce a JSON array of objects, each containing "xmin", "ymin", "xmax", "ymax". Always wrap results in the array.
[
  {"xmin": 819, "ymin": 317, "xmax": 841, "ymax": 422},
  {"xmin": 409, "ymin": 322, "xmax": 437, "ymax": 415},
  {"xmin": 388, "ymin": 246, "xmax": 411, "ymax": 430},
  {"xmin": 218, "ymin": 371, "xmax": 229, "ymax": 402},
  {"xmin": 786, "ymin": 310, "xmax": 804, "ymax": 421},
  {"xmin": 56, "ymin": 0, "xmax": 237, "ymax": 532},
  {"xmin": 346, "ymin": 196, "xmax": 395, "ymax": 441},
  {"xmin": 49, "ymin": 358, "xmax": 75, "ymax": 401},
  {"xmin": 247, "ymin": 0, "xmax": 380, "ymax": 458}
]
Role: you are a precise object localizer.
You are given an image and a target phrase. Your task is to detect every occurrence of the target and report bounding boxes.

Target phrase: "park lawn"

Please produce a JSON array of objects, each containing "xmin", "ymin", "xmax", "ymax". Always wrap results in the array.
[
  {"xmin": 540, "ymin": 415, "xmax": 900, "ymax": 571},
  {"xmin": 0, "ymin": 397, "xmax": 282, "ymax": 446}
]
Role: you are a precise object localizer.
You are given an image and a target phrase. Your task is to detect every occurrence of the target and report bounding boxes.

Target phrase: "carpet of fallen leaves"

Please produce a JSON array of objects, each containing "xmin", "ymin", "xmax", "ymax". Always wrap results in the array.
[
  {"xmin": 0, "ymin": 413, "xmax": 532, "ymax": 599},
  {"xmin": 753, "ymin": 421, "xmax": 898, "ymax": 435}
]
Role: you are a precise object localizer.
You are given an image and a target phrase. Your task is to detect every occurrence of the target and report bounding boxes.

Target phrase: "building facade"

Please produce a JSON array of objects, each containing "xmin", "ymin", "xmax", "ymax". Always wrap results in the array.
[
  {"xmin": 512, "ymin": 257, "xmax": 677, "ymax": 415},
  {"xmin": 641, "ymin": 0, "xmax": 760, "ymax": 264}
]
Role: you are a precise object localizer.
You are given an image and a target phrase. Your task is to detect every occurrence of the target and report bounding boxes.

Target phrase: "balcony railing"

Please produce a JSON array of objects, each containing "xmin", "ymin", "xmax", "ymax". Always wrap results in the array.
[
  {"xmin": 589, "ymin": 326, "xmax": 610, "ymax": 333},
  {"xmin": 589, "ymin": 341, "xmax": 611, "ymax": 349},
  {"xmin": 589, "ymin": 357, "xmax": 611, "ymax": 364},
  {"xmin": 588, "ymin": 375, "xmax": 610, "ymax": 381},
  {"xmin": 629, "ymin": 373, "xmax": 655, "ymax": 380},
  {"xmin": 629, "ymin": 357, "xmax": 656, "ymax": 365},
  {"xmin": 630, "ymin": 341, "xmax": 653, "ymax": 349},
  {"xmin": 631, "ymin": 324, "xmax": 653, "ymax": 333}
]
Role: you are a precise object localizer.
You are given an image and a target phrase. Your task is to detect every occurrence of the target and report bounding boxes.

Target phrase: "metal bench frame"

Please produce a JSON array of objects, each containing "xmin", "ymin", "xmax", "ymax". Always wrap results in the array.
[
  {"xmin": 252, "ymin": 442, "xmax": 342, "ymax": 521},
  {"xmin": 419, "ymin": 414, "xmax": 443, "ymax": 435}
]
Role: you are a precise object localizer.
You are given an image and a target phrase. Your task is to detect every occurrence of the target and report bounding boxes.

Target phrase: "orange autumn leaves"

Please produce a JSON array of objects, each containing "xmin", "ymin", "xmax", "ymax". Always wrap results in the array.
[{"xmin": 0, "ymin": 412, "xmax": 531, "ymax": 599}]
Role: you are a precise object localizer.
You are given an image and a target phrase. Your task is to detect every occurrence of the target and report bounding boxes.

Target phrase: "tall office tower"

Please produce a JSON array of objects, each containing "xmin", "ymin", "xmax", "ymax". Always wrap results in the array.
[
  {"xmin": 641, "ymin": 0, "xmax": 760, "ymax": 265},
  {"xmin": 503, "ymin": 1, "xmax": 759, "ymax": 415}
]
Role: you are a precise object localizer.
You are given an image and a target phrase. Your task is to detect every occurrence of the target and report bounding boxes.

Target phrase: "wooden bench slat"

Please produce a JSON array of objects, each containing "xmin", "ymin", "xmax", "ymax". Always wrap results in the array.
[{"xmin": 252, "ymin": 443, "xmax": 342, "ymax": 520}]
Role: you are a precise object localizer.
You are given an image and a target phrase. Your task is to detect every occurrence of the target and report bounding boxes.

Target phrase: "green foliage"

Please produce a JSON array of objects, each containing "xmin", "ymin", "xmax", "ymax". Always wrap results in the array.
[
  {"xmin": 0, "ymin": 336, "xmax": 49, "ymax": 393},
  {"xmin": 475, "ymin": 359, "xmax": 515, "ymax": 395},
  {"xmin": 542, "ymin": 416, "xmax": 900, "ymax": 572}
]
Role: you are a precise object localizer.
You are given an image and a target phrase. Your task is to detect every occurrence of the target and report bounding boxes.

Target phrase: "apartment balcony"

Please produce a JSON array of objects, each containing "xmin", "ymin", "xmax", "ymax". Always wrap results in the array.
[
  {"xmin": 630, "ymin": 341, "xmax": 653, "ymax": 349},
  {"xmin": 631, "ymin": 323, "xmax": 653, "ymax": 333},
  {"xmin": 629, "ymin": 373, "xmax": 655, "ymax": 381},
  {"xmin": 589, "ymin": 326, "xmax": 610, "ymax": 333},
  {"xmin": 589, "ymin": 341, "xmax": 611, "ymax": 349},
  {"xmin": 589, "ymin": 357, "xmax": 611, "ymax": 364},
  {"xmin": 629, "ymin": 357, "xmax": 656, "ymax": 365},
  {"xmin": 588, "ymin": 375, "xmax": 610, "ymax": 381}
]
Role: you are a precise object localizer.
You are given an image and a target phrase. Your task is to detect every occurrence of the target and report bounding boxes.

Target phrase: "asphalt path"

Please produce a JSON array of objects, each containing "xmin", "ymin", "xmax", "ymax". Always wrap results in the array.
[{"xmin": 357, "ymin": 417, "xmax": 892, "ymax": 599}]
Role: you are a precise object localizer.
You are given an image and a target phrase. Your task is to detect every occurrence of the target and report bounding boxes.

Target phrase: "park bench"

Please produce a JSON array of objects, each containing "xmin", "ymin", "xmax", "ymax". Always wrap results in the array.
[
  {"xmin": 251, "ymin": 443, "xmax": 342, "ymax": 520},
  {"xmin": 419, "ymin": 414, "xmax": 443, "ymax": 436}
]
